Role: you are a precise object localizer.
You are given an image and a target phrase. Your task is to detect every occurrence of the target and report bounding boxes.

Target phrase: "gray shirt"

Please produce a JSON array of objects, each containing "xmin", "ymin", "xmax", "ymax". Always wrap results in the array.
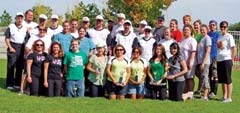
[
  {"xmin": 197, "ymin": 35, "xmax": 212, "ymax": 64},
  {"xmin": 168, "ymin": 55, "xmax": 185, "ymax": 82},
  {"xmin": 153, "ymin": 26, "xmax": 167, "ymax": 42}
]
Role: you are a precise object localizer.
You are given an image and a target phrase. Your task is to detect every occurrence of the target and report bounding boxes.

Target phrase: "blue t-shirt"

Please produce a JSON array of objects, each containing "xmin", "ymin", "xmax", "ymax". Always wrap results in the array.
[
  {"xmin": 79, "ymin": 37, "xmax": 95, "ymax": 55},
  {"xmin": 208, "ymin": 31, "xmax": 220, "ymax": 59},
  {"xmin": 52, "ymin": 32, "xmax": 73, "ymax": 53}
]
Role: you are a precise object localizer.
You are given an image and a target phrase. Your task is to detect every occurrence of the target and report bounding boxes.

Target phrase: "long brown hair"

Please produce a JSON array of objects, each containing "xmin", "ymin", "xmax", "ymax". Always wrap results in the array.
[
  {"xmin": 150, "ymin": 44, "xmax": 167, "ymax": 66},
  {"xmin": 49, "ymin": 42, "xmax": 64, "ymax": 57},
  {"xmin": 31, "ymin": 39, "xmax": 45, "ymax": 52}
]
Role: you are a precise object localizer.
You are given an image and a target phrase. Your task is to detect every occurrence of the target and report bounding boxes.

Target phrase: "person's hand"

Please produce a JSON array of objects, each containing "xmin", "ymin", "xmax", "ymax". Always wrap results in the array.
[
  {"xmin": 9, "ymin": 47, "xmax": 16, "ymax": 53},
  {"xmin": 94, "ymin": 70, "xmax": 100, "ymax": 75},
  {"xmin": 200, "ymin": 63, "xmax": 205, "ymax": 71},
  {"xmin": 119, "ymin": 82, "xmax": 127, "ymax": 87},
  {"xmin": 44, "ymin": 82, "xmax": 48, "ymax": 88},
  {"xmin": 27, "ymin": 76, "xmax": 32, "ymax": 83},
  {"xmin": 167, "ymin": 75, "xmax": 175, "ymax": 80}
]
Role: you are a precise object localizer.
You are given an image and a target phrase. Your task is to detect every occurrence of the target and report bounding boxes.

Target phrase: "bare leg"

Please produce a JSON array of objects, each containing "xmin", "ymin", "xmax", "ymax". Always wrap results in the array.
[
  {"xmin": 109, "ymin": 94, "xmax": 116, "ymax": 100},
  {"xmin": 222, "ymin": 84, "xmax": 227, "ymax": 99},
  {"xmin": 227, "ymin": 83, "xmax": 232, "ymax": 99},
  {"xmin": 137, "ymin": 94, "xmax": 144, "ymax": 99},
  {"xmin": 130, "ymin": 94, "xmax": 136, "ymax": 99},
  {"xmin": 118, "ymin": 95, "xmax": 125, "ymax": 100}
]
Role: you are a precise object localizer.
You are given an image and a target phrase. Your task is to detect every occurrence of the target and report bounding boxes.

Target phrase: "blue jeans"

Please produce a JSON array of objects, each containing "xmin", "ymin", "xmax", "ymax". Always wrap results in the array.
[{"xmin": 66, "ymin": 80, "xmax": 85, "ymax": 97}]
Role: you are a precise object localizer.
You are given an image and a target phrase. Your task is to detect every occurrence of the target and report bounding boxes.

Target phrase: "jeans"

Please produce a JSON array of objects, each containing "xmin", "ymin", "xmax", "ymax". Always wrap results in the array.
[
  {"xmin": 168, "ymin": 80, "xmax": 185, "ymax": 101},
  {"xmin": 48, "ymin": 79, "xmax": 62, "ymax": 97},
  {"xmin": 66, "ymin": 80, "xmax": 85, "ymax": 97},
  {"xmin": 90, "ymin": 82, "xmax": 104, "ymax": 97}
]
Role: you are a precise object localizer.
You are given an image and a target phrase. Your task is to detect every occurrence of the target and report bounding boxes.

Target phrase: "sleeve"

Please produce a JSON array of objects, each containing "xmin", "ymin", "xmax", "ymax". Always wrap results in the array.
[
  {"xmin": 175, "ymin": 30, "xmax": 183, "ymax": 42},
  {"xmin": 44, "ymin": 55, "xmax": 51, "ymax": 63},
  {"xmin": 106, "ymin": 34, "xmax": 113, "ymax": 47},
  {"xmin": 132, "ymin": 37, "xmax": 140, "ymax": 48},
  {"xmin": 52, "ymin": 34, "xmax": 58, "ymax": 42},
  {"xmin": 206, "ymin": 37, "xmax": 212, "ymax": 46},
  {"xmin": 83, "ymin": 53, "xmax": 88, "ymax": 65},
  {"xmin": 25, "ymin": 36, "xmax": 34, "ymax": 49},
  {"xmin": 191, "ymin": 38, "xmax": 198, "ymax": 52},
  {"xmin": 229, "ymin": 34, "xmax": 236, "ymax": 47},
  {"xmin": 107, "ymin": 56, "xmax": 114, "ymax": 65},
  {"xmin": 63, "ymin": 53, "xmax": 68, "ymax": 65},
  {"xmin": 4, "ymin": 27, "xmax": 11, "ymax": 38},
  {"xmin": 27, "ymin": 53, "xmax": 34, "ymax": 60},
  {"xmin": 24, "ymin": 32, "xmax": 31, "ymax": 44},
  {"xmin": 142, "ymin": 58, "xmax": 148, "ymax": 67},
  {"xmin": 88, "ymin": 38, "xmax": 95, "ymax": 49}
]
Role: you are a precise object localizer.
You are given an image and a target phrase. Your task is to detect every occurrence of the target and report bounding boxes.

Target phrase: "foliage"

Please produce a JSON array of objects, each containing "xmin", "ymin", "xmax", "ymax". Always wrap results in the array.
[
  {"xmin": 65, "ymin": 2, "xmax": 100, "ymax": 27},
  {"xmin": 0, "ymin": 10, "xmax": 12, "ymax": 27},
  {"xmin": 0, "ymin": 59, "xmax": 240, "ymax": 113},
  {"xmin": 229, "ymin": 22, "xmax": 240, "ymax": 31},
  {"xmin": 32, "ymin": 3, "xmax": 53, "ymax": 23},
  {"xmin": 104, "ymin": 0, "xmax": 172, "ymax": 26}
]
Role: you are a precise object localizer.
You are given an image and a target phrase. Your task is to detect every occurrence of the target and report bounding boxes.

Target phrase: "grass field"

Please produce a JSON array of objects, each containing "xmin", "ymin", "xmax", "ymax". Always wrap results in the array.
[{"xmin": 0, "ymin": 59, "xmax": 239, "ymax": 113}]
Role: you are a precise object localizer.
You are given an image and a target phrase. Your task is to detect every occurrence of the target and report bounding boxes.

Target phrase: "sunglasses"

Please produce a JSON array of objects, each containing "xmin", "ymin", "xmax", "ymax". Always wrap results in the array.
[
  {"xmin": 220, "ymin": 26, "xmax": 227, "ymax": 28},
  {"xmin": 36, "ymin": 44, "xmax": 43, "ymax": 47},
  {"xmin": 116, "ymin": 49, "xmax": 124, "ymax": 51},
  {"xmin": 39, "ymin": 28, "xmax": 46, "ymax": 31}
]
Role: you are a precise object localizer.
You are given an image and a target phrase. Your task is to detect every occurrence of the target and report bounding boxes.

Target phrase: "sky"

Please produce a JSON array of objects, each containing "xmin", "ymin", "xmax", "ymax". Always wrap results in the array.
[{"xmin": 0, "ymin": 0, "xmax": 239, "ymax": 28}]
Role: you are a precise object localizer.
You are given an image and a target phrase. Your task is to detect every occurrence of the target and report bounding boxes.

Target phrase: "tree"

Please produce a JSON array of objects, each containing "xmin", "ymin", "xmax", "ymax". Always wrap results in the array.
[
  {"xmin": 0, "ymin": 10, "xmax": 12, "ymax": 27},
  {"xmin": 229, "ymin": 22, "xmax": 240, "ymax": 31},
  {"xmin": 104, "ymin": 0, "xmax": 172, "ymax": 26},
  {"xmin": 32, "ymin": 3, "xmax": 53, "ymax": 22}
]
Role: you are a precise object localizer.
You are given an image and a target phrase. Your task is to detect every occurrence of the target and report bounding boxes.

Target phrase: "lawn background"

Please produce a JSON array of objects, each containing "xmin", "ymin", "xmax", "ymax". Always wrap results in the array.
[{"xmin": 0, "ymin": 59, "xmax": 239, "ymax": 113}]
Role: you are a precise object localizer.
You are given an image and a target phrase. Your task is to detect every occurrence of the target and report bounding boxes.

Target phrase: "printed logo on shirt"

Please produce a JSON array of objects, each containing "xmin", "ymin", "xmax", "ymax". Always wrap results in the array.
[
  {"xmin": 70, "ymin": 56, "xmax": 83, "ymax": 67},
  {"xmin": 52, "ymin": 59, "xmax": 62, "ymax": 65},
  {"xmin": 37, "ymin": 56, "xmax": 45, "ymax": 61}
]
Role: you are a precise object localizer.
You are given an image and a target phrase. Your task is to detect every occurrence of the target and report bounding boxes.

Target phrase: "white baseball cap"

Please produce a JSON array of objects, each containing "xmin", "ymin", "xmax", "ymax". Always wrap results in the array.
[
  {"xmin": 16, "ymin": 12, "xmax": 24, "ymax": 17},
  {"xmin": 82, "ymin": 16, "xmax": 90, "ymax": 22},
  {"xmin": 144, "ymin": 25, "xmax": 152, "ymax": 30},
  {"xmin": 51, "ymin": 14, "xmax": 58, "ymax": 19},
  {"xmin": 140, "ymin": 20, "xmax": 147, "ymax": 26},
  {"xmin": 96, "ymin": 15, "xmax": 104, "ymax": 20},
  {"xmin": 123, "ymin": 20, "xmax": 132, "ymax": 25},
  {"xmin": 39, "ymin": 14, "xmax": 47, "ymax": 20},
  {"xmin": 96, "ymin": 41, "xmax": 106, "ymax": 48},
  {"xmin": 117, "ymin": 13, "xmax": 125, "ymax": 19}
]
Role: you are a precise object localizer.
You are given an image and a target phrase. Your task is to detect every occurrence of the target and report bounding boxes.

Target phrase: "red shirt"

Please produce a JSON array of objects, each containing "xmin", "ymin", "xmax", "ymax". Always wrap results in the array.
[{"xmin": 171, "ymin": 29, "xmax": 182, "ymax": 42}]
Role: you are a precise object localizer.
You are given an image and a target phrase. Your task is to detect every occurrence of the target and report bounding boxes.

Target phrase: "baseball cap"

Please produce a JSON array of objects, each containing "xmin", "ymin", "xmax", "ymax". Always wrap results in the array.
[
  {"xmin": 117, "ymin": 13, "xmax": 125, "ymax": 19},
  {"xmin": 96, "ymin": 15, "xmax": 104, "ymax": 20},
  {"xmin": 209, "ymin": 20, "xmax": 217, "ymax": 25},
  {"xmin": 144, "ymin": 25, "xmax": 152, "ymax": 30},
  {"xmin": 140, "ymin": 20, "xmax": 147, "ymax": 26},
  {"xmin": 96, "ymin": 41, "xmax": 106, "ymax": 48},
  {"xmin": 158, "ymin": 15, "xmax": 165, "ymax": 21},
  {"xmin": 16, "ymin": 12, "xmax": 24, "ymax": 17},
  {"xmin": 82, "ymin": 16, "xmax": 90, "ymax": 22},
  {"xmin": 39, "ymin": 14, "xmax": 47, "ymax": 20},
  {"xmin": 124, "ymin": 20, "xmax": 132, "ymax": 25},
  {"xmin": 51, "ymin": 14, "xmax": 58, "ymax": 19}
]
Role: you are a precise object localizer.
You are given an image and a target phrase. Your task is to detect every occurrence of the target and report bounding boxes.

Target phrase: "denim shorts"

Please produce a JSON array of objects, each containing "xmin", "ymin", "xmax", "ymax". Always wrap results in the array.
[
  {"xmin": 106, "ymin": 80, "xmax": 127, "ymax": 95},
  {"xmin": 128, "ymin": 83, "xmax": 145, "ymax": 95}
]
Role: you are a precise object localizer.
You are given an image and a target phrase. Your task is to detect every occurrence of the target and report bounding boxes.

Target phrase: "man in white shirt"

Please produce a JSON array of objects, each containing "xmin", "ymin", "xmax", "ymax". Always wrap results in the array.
[
  {"xmin": 22, "ymin": 9, "xmax": 38, "ymax": 33},
  {"xmin": 30, "ymin": 14, "xmax": 48, "ymax": 36},
  {"xmin": 47, "ymin": 14, "xmax": 63, "ymax": 37},
  {"xmin": 70, "ymin": 18, "xmax": 79, "ymax": 38}
]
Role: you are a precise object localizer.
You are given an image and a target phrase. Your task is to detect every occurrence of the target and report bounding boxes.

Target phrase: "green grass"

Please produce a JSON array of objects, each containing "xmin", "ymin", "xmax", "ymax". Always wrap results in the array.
[{"xmin": 0, "ymin": 59, "xmax": 239, "ymax": 113}]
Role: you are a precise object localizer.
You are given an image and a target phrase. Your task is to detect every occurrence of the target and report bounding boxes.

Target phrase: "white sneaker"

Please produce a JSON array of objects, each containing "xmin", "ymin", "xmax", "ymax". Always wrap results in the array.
[
  {"xmin": 14, "ymin": 86, "xmax": 20, "ymax": 89},
  {"xmin": 7, "ymin": 86, "xmax": 14, "ymax": 90},
  {"xmin": 208, "ymin": 92, "xmax": 216, "ymax": 98},
  {"xmin": 222, "ymin": 98, "xmax": 232, "ymax": 103},
  {"xmin": 201, "ymin": 96, "xmax": 208, "ymax": 101}
]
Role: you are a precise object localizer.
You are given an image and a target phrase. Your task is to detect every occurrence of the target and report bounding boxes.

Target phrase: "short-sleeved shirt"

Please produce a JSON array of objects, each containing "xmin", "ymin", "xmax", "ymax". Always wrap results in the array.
[
  {"xmin": 70, "ymin": 31, "xmax": 79, "ymax": 39},
  {"xmin": 159, "ymin": 39, "xmax": 176, "ymax": 59},
  {"xmin": 47, "ymin": 25, "xmax": 63, "ymax": 37},
  {"xmin": 138, "ymin": 37, "xmax": 156, "ymax": 61},
  {"xmin": 52, "ymin": 32, "xmax": 73, "ymax": 53},
  {"xmin": 63, "ymin": 51, "xmax": 88, "ymax": 80},
  {"xmin": 88, "ymin": 55, "xmax": 108, "ymax": 85},
  {"xmin": 197, "ymin": 35, "xmax": 212, "ymax": 64},
  {"xmin": 217, "ymin": 33, "xmax": 236, "ymax": 61},
  {"xmin": 195, "ymin": 33, "xmax": 202, "ymax": 43},
  {"xmin": 78, "ymin": 37, "xmax": 95, "ymax": 55},
  {"xmin": 115, "ymin": 31, "xmax": 137, "ymax": 59},
  {"xmin": 171, "ymin": 29, "xmax": 182, "ymax": 42},
  {"xmin": 107, "ymin": 56, "xmax": 130, "ymax": 83},
  {"xmin": 44, "ymin": 55, "xmax": 63, "ymax": 80},
  {"xmin": 153, "ymin": 26, "xmax": 167, "ymax": 42},
  {"xmin": 180, "ymin": 36, "xmax": 197, "ymax": 65},
  {"xmin": 168, "ymin": 55, "xmax": 185, "ymax": 82},
  {"xmin": 130, "ymin": 58, "xmax": 148, "ymax": 82},
  {"xmin": 208, "ymin": 31, "xmax": 220, "ymax": 59},
  {"xmin": 88, "ymin": 28, "xmax": 109, "ymax": 45},
  {"xmin": 27, "ymin": 52, "xmax": 47, "ymax": 77},
  {"xmin": 26, "ymin": 34, "xmax": 52, "ymax": 53},
  {"xmin": 149, "ymin": 60, "xmax": 165, "ymax": 81},
  {"xmin": 5, "ymin": 23, "xmax": 28, "ymax": 44}
]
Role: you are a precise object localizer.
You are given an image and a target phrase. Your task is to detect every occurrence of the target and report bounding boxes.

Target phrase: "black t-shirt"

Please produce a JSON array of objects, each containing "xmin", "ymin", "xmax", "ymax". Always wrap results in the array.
[
  {"xmin": 44, "ymin": 55, "xmax": 63, "ymax": 80},
  {"xmin": 27, "ymin": 52, "xmax": 47, "ymax": 77}
]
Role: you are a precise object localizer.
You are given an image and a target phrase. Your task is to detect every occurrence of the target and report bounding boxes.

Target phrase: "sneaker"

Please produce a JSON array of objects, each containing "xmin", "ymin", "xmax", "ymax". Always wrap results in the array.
[
  {"xmin": 221, "ymin": 97, "xmax": 227, "ymax": 101},
  {"xmin": 201, "ymin": 96, "xmax": 208, "ymax": 101},
  {"xmin": 222, "ymin": 98, "xmax": 232, "ymax": 103},
  {"xmin": 18, "ymin": 91, "xmax": 23, "ymax": 95},
  {"xmin": 208, "ymin": 92, "xmax": 216, "ymax": 98},
  {"xmin": 194, "ymin": 90, "xmax": 201, "ymax": 95},
  {"xmin": 14, "ymin": 86, "xmax": 20, "ymax": 89},
  {"xmin": 7, "ymin": 86, "xmax": 14, "ymax": 90}
]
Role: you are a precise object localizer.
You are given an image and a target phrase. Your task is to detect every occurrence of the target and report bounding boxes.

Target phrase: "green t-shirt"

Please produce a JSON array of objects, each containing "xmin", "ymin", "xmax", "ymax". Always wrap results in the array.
[
  {"xmin": 88, "ymin": 55, "xmax": 107, "ymax": 86},
  {"xmin": 130, "ymin": 58, "xmax": 147, "ymax": 82},
  {"xmin": 63, "ymin": 50, "xmax": 88, "ymax": 80},
  {"xmin": 107, "ymin": 57, "xmax": 130, "ymax": 83},
  {"xmin": 149, "ymin": 60, "xmax": 165, "ymax": 81},
  {"xmin": 195, "ymin": 33, "xmax": 202, "ymax": 43}
]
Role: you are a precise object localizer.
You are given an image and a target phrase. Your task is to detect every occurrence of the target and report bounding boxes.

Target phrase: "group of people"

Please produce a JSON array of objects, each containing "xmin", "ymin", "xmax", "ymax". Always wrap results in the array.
[{"xmin": 5, "ymin": 9, "xmax": 236, "ymax": 102}]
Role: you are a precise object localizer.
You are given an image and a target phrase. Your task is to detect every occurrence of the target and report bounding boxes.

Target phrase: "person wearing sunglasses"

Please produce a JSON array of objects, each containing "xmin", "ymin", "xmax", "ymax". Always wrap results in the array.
[
  {"xmin": 217, "ymin": 21, "xmax": 236, "ymax": 103},
  {"xmin": 106, "ymin": 44, "xmax": 130, "ymax": 100},
  {"xmin": 26, "ymin": 40, "xmax": 47, "ymax": 96}
]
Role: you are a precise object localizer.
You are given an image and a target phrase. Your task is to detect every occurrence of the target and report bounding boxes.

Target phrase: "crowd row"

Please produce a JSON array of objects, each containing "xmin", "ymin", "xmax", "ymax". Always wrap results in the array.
[{"xmin": 5, "ymin": 9, "xmax": 236, "ymax": 102}]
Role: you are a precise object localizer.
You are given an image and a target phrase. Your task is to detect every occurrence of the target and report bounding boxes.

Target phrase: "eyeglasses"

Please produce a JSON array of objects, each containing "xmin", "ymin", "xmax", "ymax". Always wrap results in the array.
[
  {"xmin": 36, "ymin": 44, "xmax": 43, "ymax": 47},
  {"xmin": 116, "ymin": 49, "xmax": 124, "ymax": 51},
  {"xmin": 220, "ymin": 26, "xmax": 227, "ymax": 28}
]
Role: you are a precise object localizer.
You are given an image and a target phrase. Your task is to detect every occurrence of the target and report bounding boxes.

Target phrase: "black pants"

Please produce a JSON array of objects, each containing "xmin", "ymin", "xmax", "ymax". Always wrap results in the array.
[
  {"xmin": 168, "ymin": 80, "xmax": 185, "ymax": 101},
  {"xmin": 84, "ymin": 69, "xmax": 91, "ymax": 96},
  {"xmin": 48, "ymin": 79, "xmax": 62, "ymax": 97},
  {"xmin": 6, "ymin": 42, "xmax": 24, "ymax": 87},
  {"xmin": 30, "ymin": 75, "xmax": 47, "ymax": 96},
  {"xmin": 149, "ymin": 84, "xmax": 167, "ymax": 100},
  {"xmin": 90, "ymin": 82, "xmax": 104, "ymax": 97}
]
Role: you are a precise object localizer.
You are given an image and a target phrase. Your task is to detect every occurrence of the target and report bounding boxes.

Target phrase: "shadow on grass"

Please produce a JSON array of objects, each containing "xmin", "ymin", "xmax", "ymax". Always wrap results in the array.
[{"xmin": 0, "ymin": 77, "xmax": 6, "ymax": 89}]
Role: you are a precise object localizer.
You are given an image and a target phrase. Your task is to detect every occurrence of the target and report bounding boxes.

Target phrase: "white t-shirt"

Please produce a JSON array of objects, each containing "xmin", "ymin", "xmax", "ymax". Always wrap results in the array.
[
  {"xmin": 159, "ymin": 39, "xmax": 176, "ymax": 59},
  {"xmin": 180, "ymin": 36, "xmax": 197, "ymax": 65},
  {"xmin": 217, "ymin": 33, "xmax": 236, "ymax": 61},
  {"xmin": 70, "ymin": 30, "xmax": 79, "ymax": 38},
  {"xmin": 88, "ymin": 28, "xmax": 109, "ymax": 46},
  {"xmin": 47, "ymin": 25, "xmax": 63, "ymax": 37},
  {"xmin": 22, "ymin": 21, "xmax": 38, "ymax": 30},
  {"xmin": 139, "ymin": 36, "xmax": 156, "ymax": 61},
  {"xmin": 7, "ymin": 24, "xmax": 28, "ymax": 44},
  {"xmin": 111, "ymin": 24, "xmax": 134, "ymax": 38},
  {"xmin": 26, "ymin": 34, "xmax": 52, "ymax": 53},
  {"xmin": 115, "ymin": 31, "xmax": 137, "ymax": 59}
]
